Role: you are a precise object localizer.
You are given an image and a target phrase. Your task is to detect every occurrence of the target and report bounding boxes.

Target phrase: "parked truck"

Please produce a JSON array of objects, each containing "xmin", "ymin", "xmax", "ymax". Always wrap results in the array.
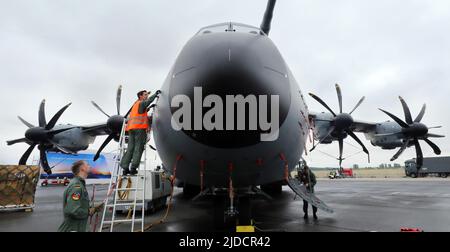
[
  {"xmin": 405, "ymin": 156, "xmax": 450, "ymax": 178},
  {"xmin": 328, "ymin": 168, "xmax": 354, "ymax": 179}
]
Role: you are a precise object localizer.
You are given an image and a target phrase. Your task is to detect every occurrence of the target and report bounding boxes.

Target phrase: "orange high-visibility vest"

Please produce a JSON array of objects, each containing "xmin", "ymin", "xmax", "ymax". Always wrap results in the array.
[{"xmin": 126, "ymin": 101, "xmax": 149, "ymax": 131}]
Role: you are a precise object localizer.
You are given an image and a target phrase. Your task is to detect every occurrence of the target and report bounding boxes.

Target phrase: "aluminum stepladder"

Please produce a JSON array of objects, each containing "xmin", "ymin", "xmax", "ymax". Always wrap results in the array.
[{"xmin": 99, "ymin": 119, "xmax": 148, "ymax": 232}]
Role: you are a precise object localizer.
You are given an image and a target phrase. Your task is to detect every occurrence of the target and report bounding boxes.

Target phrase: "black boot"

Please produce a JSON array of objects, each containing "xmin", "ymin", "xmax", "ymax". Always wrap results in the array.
[
  {"xmin": 313, "ymin": 206, "xmax": 318, "ymax": 220},
  {"xmin": 303, "ymin": 213, "xmax": 308, "ymax": 219},
  {"xmin": 130, "ymin": 169, "xmax": 138, "ymax": 176},
  {"xmin": 122, "ymin": 169, "xmax": 130, "ymax": 176}
]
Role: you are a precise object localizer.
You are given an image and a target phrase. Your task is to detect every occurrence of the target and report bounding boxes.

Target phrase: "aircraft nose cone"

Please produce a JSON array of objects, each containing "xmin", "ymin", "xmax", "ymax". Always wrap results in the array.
[{"xmin": 168, "ymin": 41, "xmax": 291, "ymax": 148}]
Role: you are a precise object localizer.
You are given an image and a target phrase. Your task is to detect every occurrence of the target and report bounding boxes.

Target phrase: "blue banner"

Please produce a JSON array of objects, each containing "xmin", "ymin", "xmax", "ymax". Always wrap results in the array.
[{"xmin": 40, "ymin": 152, "xmax": 114, "ymax": 179}]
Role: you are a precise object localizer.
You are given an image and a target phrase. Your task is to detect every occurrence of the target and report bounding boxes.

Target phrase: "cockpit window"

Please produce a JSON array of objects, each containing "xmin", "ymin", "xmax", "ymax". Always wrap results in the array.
[{"xmin": 197, "ymin": 22, "xmax": 264, "ymax": 36}]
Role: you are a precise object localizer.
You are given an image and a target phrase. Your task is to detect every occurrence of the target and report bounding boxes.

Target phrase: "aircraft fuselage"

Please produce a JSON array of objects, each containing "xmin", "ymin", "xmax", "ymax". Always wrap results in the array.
[{"xmin": 153, "ymin": 23, "xmax": 309, "ymax": 187}]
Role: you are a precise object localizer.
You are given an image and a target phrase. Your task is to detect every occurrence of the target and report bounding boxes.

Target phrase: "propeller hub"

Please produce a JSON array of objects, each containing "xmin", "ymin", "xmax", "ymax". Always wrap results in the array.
[
  {"xmin": 403, "ymin": 122, "xmax": 428, "ymax": 138},
  {"xmin": 107, "ymin": 115, "xmax": 125, "ymax": 134},
  {"xmin": 334, "ymin": 113, "xmax": 354, "ymax": 131},
  {"xmin": 25, "ymin": 127, "xmax": 48, "ymax": 142}
]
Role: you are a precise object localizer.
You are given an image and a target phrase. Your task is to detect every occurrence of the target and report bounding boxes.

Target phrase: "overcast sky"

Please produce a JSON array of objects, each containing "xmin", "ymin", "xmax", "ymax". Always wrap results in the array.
[{"xmin": 1, "ymin": 0, "xmax": 449, "ymax": 168}]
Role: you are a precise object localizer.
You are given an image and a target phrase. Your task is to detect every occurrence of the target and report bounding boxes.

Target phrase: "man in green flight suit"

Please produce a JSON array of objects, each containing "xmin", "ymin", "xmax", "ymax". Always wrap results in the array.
[
  {"xmin": 58, "ymin": 160, "xmax": 103, "ymax": 232},
  {"xmin": 299, "ymin": 165, "xmax": 318, "ymax": 220},
  {"xmin": 120, "ymin": 89, "xmax": 160, "ymax": 176}
]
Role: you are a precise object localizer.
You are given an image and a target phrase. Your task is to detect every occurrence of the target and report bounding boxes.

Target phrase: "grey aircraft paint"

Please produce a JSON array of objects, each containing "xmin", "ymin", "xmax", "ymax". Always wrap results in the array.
[{"xmin": 153, "ymin": 22, "xmax": 308, "ymax": 187}]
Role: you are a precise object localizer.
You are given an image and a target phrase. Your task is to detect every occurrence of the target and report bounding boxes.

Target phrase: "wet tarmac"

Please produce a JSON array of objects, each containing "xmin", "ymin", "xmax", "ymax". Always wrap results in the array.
[{"xmin": 1, "ymin": 178, "xmax": 450, "ymax": 232}]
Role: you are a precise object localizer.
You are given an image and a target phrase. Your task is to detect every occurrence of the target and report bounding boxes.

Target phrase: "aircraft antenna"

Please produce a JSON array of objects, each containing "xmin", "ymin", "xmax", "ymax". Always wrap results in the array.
[{"xmin": 260, "ymin": 0, "xmax": 276, "ymax": 35}]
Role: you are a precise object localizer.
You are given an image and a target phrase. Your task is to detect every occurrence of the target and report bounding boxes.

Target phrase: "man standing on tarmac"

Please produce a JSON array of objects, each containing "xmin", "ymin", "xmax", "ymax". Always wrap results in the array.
[
  {"xmin": 299, "ymin": 165, "xmax": 318, "ymax": 220},
  {"xmin": 58, "ymin": 160, "xmax": 103, "ymax": 232},
  {"xmin": 120, "ymin": 89, "xmax": 160, "ymax": 175}
]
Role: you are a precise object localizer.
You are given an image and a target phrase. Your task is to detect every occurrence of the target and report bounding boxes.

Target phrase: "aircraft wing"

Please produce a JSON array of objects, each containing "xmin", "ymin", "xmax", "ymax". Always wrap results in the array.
[
  {"xmin": 81, "ymin": 123, "xmax": 110, "ymax": 136},
  {"xmin": 349, "ymin": 120, "xmax": 377, "ymax": 133}
]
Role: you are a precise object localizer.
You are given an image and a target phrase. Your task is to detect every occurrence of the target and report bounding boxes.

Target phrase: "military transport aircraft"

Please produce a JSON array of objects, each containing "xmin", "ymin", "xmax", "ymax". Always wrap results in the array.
[
  {"xmin": 150, "ymin": 0, "xmax": 444, "ymax": 224},
  {"xmin": 6, "ymin": 0, "xmax": 445, "ymax": 226}
]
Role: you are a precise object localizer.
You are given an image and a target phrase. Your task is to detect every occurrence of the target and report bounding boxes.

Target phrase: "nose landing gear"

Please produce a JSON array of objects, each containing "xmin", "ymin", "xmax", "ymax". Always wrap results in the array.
[{"xmin": 213, "ymin": 192, "xmax": 253, "ymax": 231}]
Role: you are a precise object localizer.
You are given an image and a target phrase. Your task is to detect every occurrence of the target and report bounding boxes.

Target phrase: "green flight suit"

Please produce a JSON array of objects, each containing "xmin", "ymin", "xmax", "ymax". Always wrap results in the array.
[
  {"xmin": 58, "ymin": 176, "xmax": 90, "ymax": 232},
  {"xmin": 120, "ymin": 93, "xmax": 158, "ymax": 171},
  {"xmin": 299, "ymin": 169, "xmax": 317, "ymax": 216},
  {"xmin": 299, "ymin": 169, "xmax": 316, "ymax": 193}
]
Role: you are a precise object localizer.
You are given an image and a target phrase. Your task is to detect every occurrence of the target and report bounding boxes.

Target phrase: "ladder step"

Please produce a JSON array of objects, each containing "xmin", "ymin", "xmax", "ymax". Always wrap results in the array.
[
  {"xmin": 111, "ymin": 175, "xmax": 146, "ymax": 178},
  {"xmin": 115, "ymin": 188, "xmax": 143, "ymax": 191},
  {"xmin": 103, "ymin": 219, "xmax": 143, "ymax": 224},
  {"xmin": 107, "ymin": 202, "xmax": 144, "ymax": 207}
]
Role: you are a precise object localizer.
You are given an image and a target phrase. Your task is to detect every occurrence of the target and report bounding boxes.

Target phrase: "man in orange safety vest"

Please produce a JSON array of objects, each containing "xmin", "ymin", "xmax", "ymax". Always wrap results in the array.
[{"xmin": 120, "ymin": 89, "xmax": 160, "ymax": 175}]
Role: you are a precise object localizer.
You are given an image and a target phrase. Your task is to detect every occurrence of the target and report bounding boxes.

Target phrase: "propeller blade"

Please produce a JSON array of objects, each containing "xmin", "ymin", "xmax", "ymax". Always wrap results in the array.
[
  {"xmin": 308, "ymin": 128, "xmax": 313, "ymax": 143},
  {"xmin": 18, "ymin": 116, "xmax": 35, "ymax": 128},
  {"xmin": 7, "ymin": 138, "xmax": 28, "ymax": 146},
  {"xmin": 426, "ymin": 133, "xmax": 445, "ymax": 138},
  {"xmin": 116, "ymin": 85, "xmax": 122, "ymax": 115},
  {"xmin": 335, "ymin": 84, "xmax": 343, "ymax": 114},
  {"xmin": 310, "ymin": 126, "xmax": 335, "ymax": 152},
  {"xmin": 40, "ymin": 148, "xmax": 52, "ymax": 174},
  {"xmin": 390, "ymin": 140, "xmax": 410, "ymax": 161},
  {"xmin": 91, "ymin": 101, "xmax": 110, "ymax": 118},
  {"xmin": 39, "ymin": 99, "xmax": 47, "ymax": 127},
  {"xmin": 414, "ymin": 104, "xmax": 426, "ymax": 123},
  {"xmin": 338, "ymin": 138, "xmax": 344, "ymax": 167},
  {"xmin": 47, "ymin": 127, "xmax": 75, "ymax": 137},
  {"xmin": 414, "ymin": 138, "xmax": 423, "ymax": 169},
  {"xmin": 349, "ymin": 96, "xmax": 365, "ymax": 115},
  {"xmin": 428, "ymin": 126, "xmax": 442, "ymax": 129},
  {"xmin": 55, "ymin": 145, "xmax": 74, "ymax": 154},
  {"xmin": 423, "ymin": 138, "xmax": 441, "ymax": 155},
  {"xmin": 124, "ymin": 106, "xmax": 132, "ymax": 118},
  {"xmin": 379, "ymin": 108, "xmax": 410, "ymax": 128},
  {"xmin": 347, "ymin": 130, "xmax": 370, "ymax": 163},
  {"xmin": 308, "ymin": 93, "xmax": 336, "ymax": 116},
  {"xmin": 94, "ymin": 134, "xmax": 115, "ymax": 161},
  {"xmin": 45, "ymin": 103, "xmax": 72, "ymax": 130},
  {"xmin": 48, "ymin": 139, "xmax": 75, "ymax": 154},
  {"xmin": 19, "ymin": 144, "xmax": 36, "ymax": 165},
  {"xmin": 399, "ymin": 96, "xmax": 413, "ymax": 124}
]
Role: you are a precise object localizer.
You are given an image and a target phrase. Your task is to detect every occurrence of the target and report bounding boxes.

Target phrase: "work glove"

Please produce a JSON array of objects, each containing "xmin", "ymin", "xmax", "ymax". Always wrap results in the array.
[
  {"xmin": 155, "ymin": 90, "xmax": 161, "ymax": 95},
  {"xmin": 89, "ymin": 202, "xmax": 104, "ymax": 216},
  {"xmin": 89, "ymin": 207, "xmax": 96, "ymax": 216}
]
